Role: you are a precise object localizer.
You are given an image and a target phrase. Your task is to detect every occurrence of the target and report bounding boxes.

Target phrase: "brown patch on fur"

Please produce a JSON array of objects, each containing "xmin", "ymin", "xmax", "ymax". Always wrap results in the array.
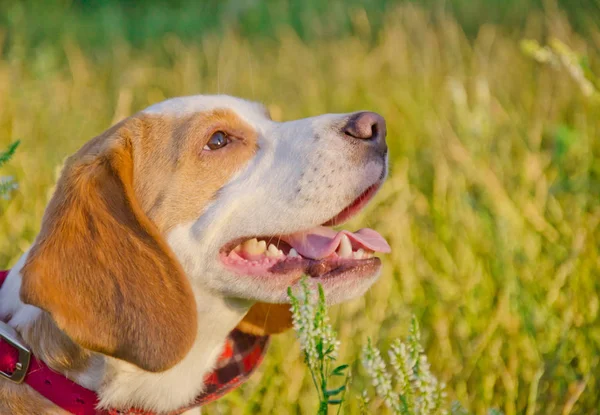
[
  {"xmin": 20, "ymin": 117, "xmax": 199, "ymax": 373},
  {"xmin": 237, "ymin": 303, "xmax": 293, "ymax": 336},
  {"xmin": 132, "ymin": 109, "xmax": 259, "ymax": 232},
  {"xmin": 0, "ymin": 381, "xmax": 68, "ymax": 415}
]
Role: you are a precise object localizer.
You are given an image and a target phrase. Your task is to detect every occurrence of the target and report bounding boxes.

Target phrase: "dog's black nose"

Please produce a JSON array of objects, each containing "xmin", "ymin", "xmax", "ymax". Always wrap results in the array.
[{"xmin": 342, "ymin": 111, "xmax": 387, "ymax": 154}]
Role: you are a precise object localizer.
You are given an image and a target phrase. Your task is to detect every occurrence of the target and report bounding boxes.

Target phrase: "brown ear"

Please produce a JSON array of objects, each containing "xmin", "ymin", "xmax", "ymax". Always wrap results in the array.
[
  {"xmin": 237, "ymin": 302, "xmax": 293, "ymax": 336},
  {"xmin": 20, "ymin": 119, "xmax": 197, "ymax": 372}
]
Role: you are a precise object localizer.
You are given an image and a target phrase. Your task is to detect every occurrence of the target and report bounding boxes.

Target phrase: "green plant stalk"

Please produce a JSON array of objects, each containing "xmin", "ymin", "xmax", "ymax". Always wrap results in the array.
[
  {"xmin": 0, "ymin": 141, "xmax": 19, "ymax": 168},
  {"xmin": 0, "ymin": 141, "xmax": 19, "ymax": 200}
]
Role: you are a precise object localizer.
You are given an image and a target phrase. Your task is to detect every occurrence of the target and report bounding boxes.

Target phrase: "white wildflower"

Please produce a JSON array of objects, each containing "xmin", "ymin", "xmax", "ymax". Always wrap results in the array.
[
  {"xmin": 362, "ymin": 316, "xmax": 450, "ymax": 415},
  {"xmin": 389, "ymin": 340, "xmax": 415, "ymax": 409},
  {"xmin": 290, "ymin": 278, "xmax": 340, "ymax": 372},
  {"xmin": 289, "ymin": 276, "xmax": 348, "ymax": 414},
  {"xmin": 289, "ymin": 278, "xmax": 319, "ymax": 371},
  {"xmin": 0, "ymin": 176, "xmax": 18, "ymax": 200},
  {"xmin": 362, "ymin": 339, "xmax": 402, "ymax": 413}
]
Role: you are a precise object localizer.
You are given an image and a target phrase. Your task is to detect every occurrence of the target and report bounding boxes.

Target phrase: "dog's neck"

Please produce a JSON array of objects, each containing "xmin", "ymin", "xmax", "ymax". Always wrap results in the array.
[{"xmin": 0, "ymin": 252, "xmax": 252, "ymax": 413}]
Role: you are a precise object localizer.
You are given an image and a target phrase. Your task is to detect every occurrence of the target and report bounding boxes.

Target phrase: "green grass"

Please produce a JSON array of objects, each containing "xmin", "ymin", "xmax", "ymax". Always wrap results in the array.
[
  {"xmin": 1, "ymin": 1, "xmax": 599, "ymax": 414},
  {"xmin": 2, "ymin": 0, "xmax": 600, "ymax": 52}
]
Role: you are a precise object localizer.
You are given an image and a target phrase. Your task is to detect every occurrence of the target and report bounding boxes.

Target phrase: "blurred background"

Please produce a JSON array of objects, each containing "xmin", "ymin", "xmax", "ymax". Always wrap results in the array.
[{"xmin": 1, "ymin": 0, "xmax": 599, "ymax": 413}]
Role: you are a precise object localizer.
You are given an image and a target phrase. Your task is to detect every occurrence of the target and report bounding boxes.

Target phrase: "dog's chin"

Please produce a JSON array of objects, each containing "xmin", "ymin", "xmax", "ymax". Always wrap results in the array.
[
  {"xmin": 217, "ymin": 256, "xmax": 383, "ymax": 305},
  {"xmin": 286, "ymin": 259, "xmax": 383, "ymax": 305}
]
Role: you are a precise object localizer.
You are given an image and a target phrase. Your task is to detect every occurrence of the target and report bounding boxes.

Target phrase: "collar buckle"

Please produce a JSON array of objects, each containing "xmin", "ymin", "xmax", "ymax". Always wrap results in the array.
[{"xmin": 0, "ymin": 321, "xmax": 31, "ymax": 383}]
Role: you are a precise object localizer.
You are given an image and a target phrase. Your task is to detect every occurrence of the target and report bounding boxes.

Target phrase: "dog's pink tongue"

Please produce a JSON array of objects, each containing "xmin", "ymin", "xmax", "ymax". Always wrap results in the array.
[{"xmin": 283, "ymin": 227, "xmax": 391, "ymax": 259}]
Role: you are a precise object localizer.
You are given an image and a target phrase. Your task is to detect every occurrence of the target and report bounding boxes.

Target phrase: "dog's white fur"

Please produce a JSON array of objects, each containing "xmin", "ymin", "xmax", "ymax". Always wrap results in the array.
[{"xmin": 0, "ymin": 95, "xmax": 386, "ymax": 413}]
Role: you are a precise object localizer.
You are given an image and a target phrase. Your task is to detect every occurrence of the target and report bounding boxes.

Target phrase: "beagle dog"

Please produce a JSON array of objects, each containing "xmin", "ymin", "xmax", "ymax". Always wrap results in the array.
[{"xmin": 0, "ymin": 95, "xmax": 390, "ymax": 414}]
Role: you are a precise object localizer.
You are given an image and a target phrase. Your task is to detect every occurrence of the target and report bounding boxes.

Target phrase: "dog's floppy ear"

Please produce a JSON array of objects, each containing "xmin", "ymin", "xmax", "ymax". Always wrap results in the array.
[
  {"xmin": 237, "ymin": 303, "xmax": 293, "ymax": 336},
  {"xmin": 20, "ymin": 118, "xmax": 198, "ymax": 372}
]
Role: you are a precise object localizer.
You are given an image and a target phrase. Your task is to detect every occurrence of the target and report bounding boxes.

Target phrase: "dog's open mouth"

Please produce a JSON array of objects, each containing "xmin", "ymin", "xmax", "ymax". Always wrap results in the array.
[{"xmin": 220, "ymin": 183, "xmax": 390, "ymax": 281}]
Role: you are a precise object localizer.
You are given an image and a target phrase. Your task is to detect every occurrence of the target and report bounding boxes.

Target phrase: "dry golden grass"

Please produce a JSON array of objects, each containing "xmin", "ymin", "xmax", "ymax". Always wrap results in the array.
[{"xmin": 1, "ymin": 4, "xmax": 599, "ymax": 414}]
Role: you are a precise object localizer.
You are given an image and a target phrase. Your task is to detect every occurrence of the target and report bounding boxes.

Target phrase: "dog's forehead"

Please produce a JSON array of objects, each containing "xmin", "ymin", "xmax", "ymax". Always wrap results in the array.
[{"xmin": 142, "ymin": 95, "xmax": 270, "ymax": 125}]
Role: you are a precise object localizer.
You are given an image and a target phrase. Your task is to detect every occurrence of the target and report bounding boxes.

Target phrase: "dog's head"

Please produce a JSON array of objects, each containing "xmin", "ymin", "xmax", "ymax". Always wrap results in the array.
[{"xmin": 19, "ymin": 95, "xmax": 390, "ymax": 372}]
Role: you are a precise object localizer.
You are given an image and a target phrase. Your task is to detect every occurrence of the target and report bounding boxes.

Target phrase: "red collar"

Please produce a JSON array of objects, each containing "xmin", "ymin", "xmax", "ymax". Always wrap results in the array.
[{"xmin": 0, "ymin": 269, "xmax": 269, "ymax": 415}]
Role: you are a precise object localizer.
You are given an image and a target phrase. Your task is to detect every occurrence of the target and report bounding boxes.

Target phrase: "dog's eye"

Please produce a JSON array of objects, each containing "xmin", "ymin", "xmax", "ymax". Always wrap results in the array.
[{"xmin": 204, "ymin": 131, "xmax": 230, "ymax": 151}]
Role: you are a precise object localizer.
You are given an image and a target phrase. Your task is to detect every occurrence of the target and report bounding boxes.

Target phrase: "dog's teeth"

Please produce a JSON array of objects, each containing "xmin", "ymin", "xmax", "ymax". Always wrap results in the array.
[
  {"xmin": 241, "ymin": 238, "xmax": 257, "ymax": 252},
  {"xmin": 337, "ymin": 234, "xmax": 352, "ymax": 258},
  {"xmin": 243, "ymin": 238, "xmax": 257, "ymax": 246},
  {"xmin": 242, "ymin": 238, "xmax": 266, "ymax": 255},
  {"xmin": 288, "ymin": 248, "xmax": 299, "ymax": 257},
  {"xmin": 354, "ymin": 249, "xmax": 365, "ymax": 259},
  {"xmin": 233, "ymin": 244, "xmax": 242, "ymax": 252},
  {"xmin": 266, "ymin": 244, "xmax": 283, "ymax": 258},
  {"xmin": 266, "ymin": 244, "xmax": 277, "ymax": 257},
  {"xmin": 364, "ymin": 251, "xmax": 373, "ymax": 258}
]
